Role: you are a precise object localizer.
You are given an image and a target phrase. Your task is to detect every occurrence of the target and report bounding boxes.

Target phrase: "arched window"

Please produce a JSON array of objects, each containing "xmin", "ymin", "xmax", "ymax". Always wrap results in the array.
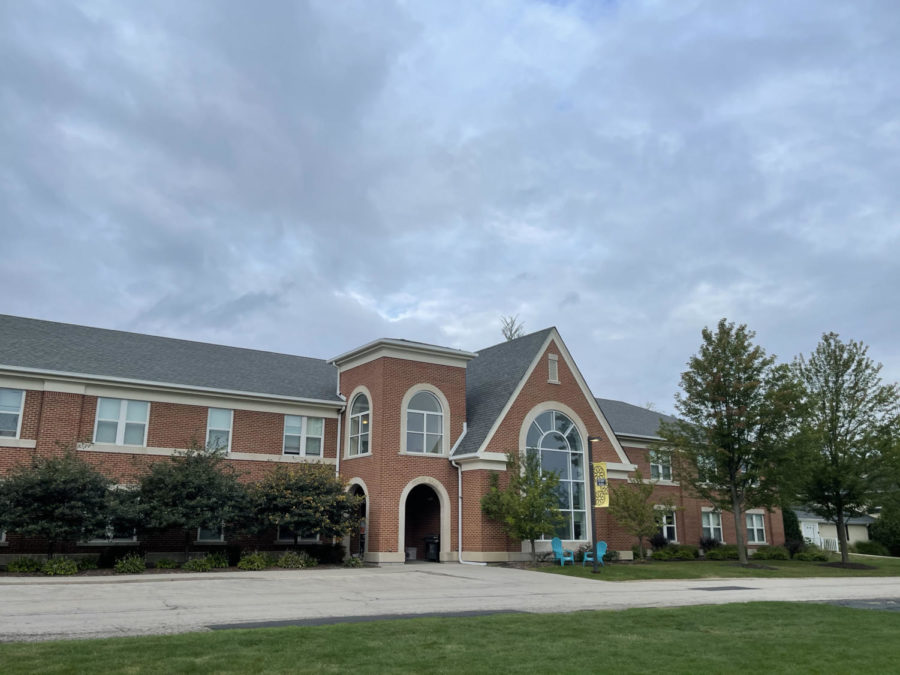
[
  {"xmin": 349, "ymin": 394, "xmax": 370, "ymax": 456},
  {"xmin": 406, "ymin": 391, "xmax": 443, "ymax": 454},
  {"xmin": 526, "ymin": 410, "xmax": 586, "ymax": 540}
]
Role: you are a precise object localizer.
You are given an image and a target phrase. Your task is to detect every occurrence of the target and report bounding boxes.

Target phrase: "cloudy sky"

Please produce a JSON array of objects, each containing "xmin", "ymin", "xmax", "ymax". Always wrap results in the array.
[{"xmin": 2, "ymin": 1, "xmax": 899, "ymax": 412}]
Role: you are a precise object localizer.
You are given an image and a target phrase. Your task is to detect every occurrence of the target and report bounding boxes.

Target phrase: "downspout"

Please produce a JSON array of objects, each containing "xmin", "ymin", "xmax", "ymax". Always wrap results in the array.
[
  {"xmin": 335, "ymin": 408, "xmax": 343, "ymax": 477},
  {"xmin": 449, "ymin": 424, "xmax": 486, "ymax": 566}
]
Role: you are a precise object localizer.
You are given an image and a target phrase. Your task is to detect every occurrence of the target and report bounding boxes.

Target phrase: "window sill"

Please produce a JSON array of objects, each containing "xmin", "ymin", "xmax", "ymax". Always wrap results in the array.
[
  {"xmin": 0, "ymin": 437, "xmax": 37, "ymax": 448},
  {"xmin": 399, "ymin": 451, "xmax": 448, "ymax": 458},
  {"xmin": 343, "ymin": 452, "xmax": 372, "ymax": 460},
  {"xmin": 547, "ymin": 379, "xmax": 560, "ymax": 385}
]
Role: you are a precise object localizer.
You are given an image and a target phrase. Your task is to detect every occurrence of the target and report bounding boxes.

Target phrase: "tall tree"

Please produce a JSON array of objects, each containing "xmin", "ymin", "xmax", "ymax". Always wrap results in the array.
[
  {"xmin": 792, "ymin": 333, "xmax": 900, "ymax": 563},
  {"xmin": 608, "ymin": 470, "xmax": 676, "ymax": 559},
  {"xmin": 500, "ymin": 314, "xmax": 525, "ymax": 341},
  {"xmin": 139, "ymin": 443, "xmax": 248, "ymax": 556},
  {"xmin": 658, "ymin": 319, "xmax": 799, "ymax": 564},
  {"xmin": 0, "ymin": 448, "xmax": 112, "ymax": 556},
  {"xmin": 251, "ymin": 464, "xmax": 363, "ymax": 544},
  {"xmin": 481, "ymin": 450, "xmax": 563, "ymax": 564}
]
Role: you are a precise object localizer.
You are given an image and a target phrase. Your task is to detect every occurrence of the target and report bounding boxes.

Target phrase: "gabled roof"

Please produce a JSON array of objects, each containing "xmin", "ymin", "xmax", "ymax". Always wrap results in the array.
[
  {"xmin": 0, "ymin": 315, "xmax": 341, "ymax": 403},
  {"xmin": 793, "ymin": 508, "xmax": 876, "ymax": 526},
  {"xmin": 595, "ymin": 398, "xmax": 678, "ymax": 440},
  {"xmin": 452, "ymin": 328, "xmax": 555, "ymax": 457}
]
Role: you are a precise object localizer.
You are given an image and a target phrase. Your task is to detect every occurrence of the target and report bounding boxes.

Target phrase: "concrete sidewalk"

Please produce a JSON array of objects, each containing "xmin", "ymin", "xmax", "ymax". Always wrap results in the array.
[{"xmin": 3, "ymin": 564, "xmax": 900, "ymax": 642}]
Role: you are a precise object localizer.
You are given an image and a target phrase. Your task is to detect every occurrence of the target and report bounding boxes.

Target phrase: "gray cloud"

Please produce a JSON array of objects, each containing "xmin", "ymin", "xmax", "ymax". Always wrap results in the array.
[{"xmin": 2, "ymin": 0, "xmax": 899, "ymax": 412}]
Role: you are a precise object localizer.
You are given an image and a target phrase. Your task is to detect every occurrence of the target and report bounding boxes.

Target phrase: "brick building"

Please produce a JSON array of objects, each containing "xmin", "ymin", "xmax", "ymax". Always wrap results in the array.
[{"xmin": 0, "ymin": 315, "xmax": 783, "ymax": 563}]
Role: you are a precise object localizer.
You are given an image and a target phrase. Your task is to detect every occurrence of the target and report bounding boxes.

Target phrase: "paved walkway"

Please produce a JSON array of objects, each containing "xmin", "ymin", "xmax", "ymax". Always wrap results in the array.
[{"xmin": 2, "ymin": 564, "xmax": 900, "ymax": 642}]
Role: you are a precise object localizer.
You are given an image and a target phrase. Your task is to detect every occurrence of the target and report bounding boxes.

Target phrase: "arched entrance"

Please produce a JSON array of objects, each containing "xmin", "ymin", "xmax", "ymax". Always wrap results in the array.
[
  {"xmin": 403, "ymin": 484, "xmax": 441, "ymax": 562},
  {"xmin": 348, "ymin": 484, "xmax": 367, "ymax": 558}
]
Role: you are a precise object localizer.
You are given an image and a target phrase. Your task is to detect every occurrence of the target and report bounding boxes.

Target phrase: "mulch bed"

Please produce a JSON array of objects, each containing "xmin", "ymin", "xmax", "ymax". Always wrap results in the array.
[{"xmin": 819, "ymin": 562, "xmax": 877, "ymax": 570}]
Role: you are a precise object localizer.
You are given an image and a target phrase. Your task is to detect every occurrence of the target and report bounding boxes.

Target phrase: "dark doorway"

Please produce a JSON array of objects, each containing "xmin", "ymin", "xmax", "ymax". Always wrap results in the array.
[
  {"xmin": 404, "ymin": 484, "xmax": 440, "ymax": 562},
  {"xmin": 349, "ymin": 485, "xmax": 366, "ymax": 558}
]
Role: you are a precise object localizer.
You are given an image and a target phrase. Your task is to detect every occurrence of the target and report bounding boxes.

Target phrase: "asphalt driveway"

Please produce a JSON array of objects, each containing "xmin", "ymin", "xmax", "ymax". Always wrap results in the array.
[{"xmin": 2, "ymin": 564, "xmax": 900, "ymax": 642}]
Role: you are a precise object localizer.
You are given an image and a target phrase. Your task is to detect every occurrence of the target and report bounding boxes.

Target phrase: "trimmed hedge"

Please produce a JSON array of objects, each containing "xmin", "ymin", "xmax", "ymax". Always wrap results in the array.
[
  {"xmin": 41, "ymin": 557, "xmax": 79, "ymax": 576},
  {"xmin": 751, "ymin": 546, "xmax": 789, "ymax": 561},
  {"xmin": 705, "ymin": 545, "xmax": 739, "ymax": 560},
  {"xmin": 852, "ymin": 540, "xmax": 889, "ymax": 556}
]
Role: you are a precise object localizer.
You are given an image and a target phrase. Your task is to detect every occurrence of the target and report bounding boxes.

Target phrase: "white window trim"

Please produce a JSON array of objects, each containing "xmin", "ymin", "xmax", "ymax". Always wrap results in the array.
[
  {"xmin": 654, "ymin": 505, "xmax": 678, "ymax": 543},
  {"xmin": 649, "ymin": 449, "xmax": 673, "ymax": 482},
  {"xmin": 86, "ymin": 526, "xmax": 138, "ymax": 546},
  {"xmin": 399, "ymin": 384, "xmax": 451, "ymax": 457},
  {"xmin": 0, "ymin": 387, "xmax": 26, "ymax": 440},
  {"xmin": 548, "ymin": 353, "xmax": 559, "ymax": 384},
  {"xmin": 197, "ymin": 526, "xmax": 226, "ymax": 543},
  {"xmin": 282, "ymin": 415, "xmax": 325, "ymax": 457},
  {"xmin": 746, "ymin": 512, "xmax": 767, "ymax": 544},
  {"xmin": 206, "ymin": 408, "xmax": 233, "ymax": 453},
  {"xmin": 93, "ymin": 397, "xmax": 150, "ymax": 447},
  {"xmin": 701, "ymin": 509, "xmax": 725, "ymax": 543},
  {"xmin": 346, "ymin": 387, "xmax": 372, "ymax": 459}
]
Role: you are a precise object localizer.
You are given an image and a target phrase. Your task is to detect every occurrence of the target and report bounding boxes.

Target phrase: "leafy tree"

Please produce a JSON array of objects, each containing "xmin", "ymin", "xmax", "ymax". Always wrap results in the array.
[
  {"xmin": 250, "ymin": 464, "xmax": 363, "ymax": 544},
  {"xmin": 791, "ymin": 333, "xmax": 900, "ymax": 563},
  {"xmin": 608, "ymin": 470, "xmax": 676, "ymax": 559},
  {"xmin": 870, "ymin": 501, "xmax": 900, "ymax": 557},
  {"xmin": 138, "ymin": 443, "xmax": 248, "ymax": 555},
  {"xmin": 658, "ymin": 319, "xmax": 800, "ymax": 564},
  {"xmin": 0, "ymin": 448, "xmax": 111, "ymax": 556},
  {"xmin": 500, "ymin": 314, "xmax": 525, "ymax": 341},
  {"xmin": 481, "ymin": 450, "xmax": 563, "ymax": 564}
]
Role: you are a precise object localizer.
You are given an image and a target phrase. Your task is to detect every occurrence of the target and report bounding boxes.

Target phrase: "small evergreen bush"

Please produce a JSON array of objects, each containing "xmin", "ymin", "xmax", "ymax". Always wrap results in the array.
[
  {"xmin": 182, "ymin": 557, "xmax": 213, "ymax": 572},
  {"xmin": 154, "ymin": 558, "xmax": 179, "ymax": 569},
  {"xmin": 651, "ymin": 547, "xmax": 674, "ymax": 561},
  {"xmin": 602, "ymin": 548, "xmax": 619, "ymax": 563},
  {"xmin": 206, "ymin": 552, "xmax": 229, "ymax": 568},
  {"xmin": 649, "ymin": 532, "xmax": 669, "ymax": 551},
  {"xmin": 751, "ymin": 546, "xmax": 789, "ymax": 561},
  {"xmin": 785, "ymin": 538, "xmax": 805, "ymax": 558},
  {"xmin": 852, "ymin": 540, "xmax": 889, "ymax": 556},
  {"xmin": 6, "ymin": 557, "xmax": 43, "ymax": 573},
  {"xmin": 276, "ymin": 550, "xmax": 317, "ymax": 569},
  {"xmin": 77, "ymin": 557, "xmax": 99, "ymax": 571},
  {"xmin": 113, "ymin": 552, "xmax": 146, "ymax": 574},
  {"xmin": 343, "ymin": 555, "xmax": 364, "ymax": 568},
  {"xmin": 237, "ymin": 551, "xmax": 274, "ymax": 571},
  {"xmin": 42, "ymin": 557, "xmax": 79, "ymax": 576},
  {"xmin": 699, "ymin": 535, "xmax": 721, "ymax": 551},
  {"xmin": 705, "ymin": 545, "xmax": 739, "ymax": 560}
]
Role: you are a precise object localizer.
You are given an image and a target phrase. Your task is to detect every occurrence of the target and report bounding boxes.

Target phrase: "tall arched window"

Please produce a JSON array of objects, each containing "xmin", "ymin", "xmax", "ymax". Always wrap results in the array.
[
  {"xmin": 349, "ymin": 394, "xmax": 370, "ymax": 456},
  {"xmin": 406, "ymin": 391, "xmax": 443, "ymax": 454},
  {"xmin": 526, "ymin": 410, "xmax": 586, "ymax": 540}
]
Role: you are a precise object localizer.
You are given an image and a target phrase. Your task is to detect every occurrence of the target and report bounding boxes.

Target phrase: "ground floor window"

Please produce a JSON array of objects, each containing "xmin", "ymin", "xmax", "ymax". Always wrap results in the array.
[
  {"xmin": 658, "ymin": 510, "xmax": 677, "ymax": 542},
  {"xmin": 197, "ymin": 526, "xmax": 224, "ymax": 542},
  {"xmin": 701, "ymin": 511, "xmax": 723, "ymax": 543},
  {"xmin": 746, "ymin": 513, "xmax": 766, "ymax": 543}
]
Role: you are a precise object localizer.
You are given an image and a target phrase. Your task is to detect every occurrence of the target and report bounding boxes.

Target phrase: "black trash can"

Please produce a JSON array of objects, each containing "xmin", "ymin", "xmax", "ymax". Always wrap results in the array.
[{"xmin": 424, "ymin": 535, "xmax": 440, "ymax": 562}]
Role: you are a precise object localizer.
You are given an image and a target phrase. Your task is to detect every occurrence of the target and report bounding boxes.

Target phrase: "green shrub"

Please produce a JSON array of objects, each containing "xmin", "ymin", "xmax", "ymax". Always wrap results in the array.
[
  {"xmin": 276, "ymin": 550, "xmax": 317, "ymax": 569},
  {"xmin": 699, "ymin": 535, "xmax": 721, "ymax": 551},
  {"xmin": 6, "ymin": 557, "xmax": 43, "ymax": 573},
  {"xmin": 751, "ymin": 546, "xmax": 789, "ymax": 561},
  {"xmin": 672, "ymin": 545, "xmax": 699, "ymax": 559},
  {"xmin": 705, "ymin": 545, "xmax": 739, "ymax": 561},
  {"xmin": 575, "ymin": 543, "xmax": 592, "ymax": 563},
  {"xmin": 154, "ymin": 558, "xmax": 179, "ymax": 569},
  {"xmin": 602, "ymin": 548, "xmax": 619, "ymax": 563},
  {"xmin": 206, "ymin": 551, "xmax": 229, "ymax": 569},
  {"xmin": 182, "ymin": 557, "xmax": 213, "ymax": 572},
  {"xmin": 237, "ymin": 551, "xmax": 274, "ymax": 571},
  {"xmin": 77, "ymin": 557, "xmax": 99, "ymax": 571},
  {"xmin": 42, "ymin": 557, "xmax": 79, "ymax": 576},
  {"xmin": 795, "ymin": 550, "xmax": 829, "ymax": 562},
  {"xmin": 651, "ymin": 548, "xmax": 674, "ymax": 561},
  {"xmin": 852, "ymin": 540, "xmax": 890, "ymax": 556},
  {"xmin": 343, "ymin": 555, "xmax": 364, "ymax": 568},
  {"xmin": 114, "ymin": 552, "xmax": 146, "ymax": 574}
]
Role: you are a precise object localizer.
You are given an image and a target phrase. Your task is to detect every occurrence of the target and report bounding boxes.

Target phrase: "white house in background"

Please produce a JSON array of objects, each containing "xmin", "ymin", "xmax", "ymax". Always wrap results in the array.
[{"xmin": 794, "ymin": 508, "xmax": 874, "ymax": 552}]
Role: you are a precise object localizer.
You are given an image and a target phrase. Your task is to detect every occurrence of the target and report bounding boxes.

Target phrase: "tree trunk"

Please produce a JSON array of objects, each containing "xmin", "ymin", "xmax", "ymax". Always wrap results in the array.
[
  {"xmin": 836, "ymin": 512, "xmax": 849, "ymax": 564},
  {"xmin": 731, "ymin": 491, "xmax": 748, "ymax": 565}
]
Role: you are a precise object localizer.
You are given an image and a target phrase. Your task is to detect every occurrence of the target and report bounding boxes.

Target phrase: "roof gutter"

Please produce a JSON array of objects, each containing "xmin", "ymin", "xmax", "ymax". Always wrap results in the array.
[{"xmin": 449, "ymin": 424, "xmax": 486, "ymax": 566}]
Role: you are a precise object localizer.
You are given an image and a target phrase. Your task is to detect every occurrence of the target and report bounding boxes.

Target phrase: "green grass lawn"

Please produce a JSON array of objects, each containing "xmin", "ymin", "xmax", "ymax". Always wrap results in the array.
[
  {"xmin": 539, "ymin": 553, "xmax": 900, "ymax": 581},
  {"xmin": 1, "ymin": 602, "xmax": 897, "ymax": 674}
]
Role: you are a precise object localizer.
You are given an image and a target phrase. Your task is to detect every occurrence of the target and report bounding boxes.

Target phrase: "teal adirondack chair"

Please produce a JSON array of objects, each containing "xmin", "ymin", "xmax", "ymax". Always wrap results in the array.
[
  {"xmin": 551, "ymin": 537, "xmax": 574, "ymax": 566},
  {"xmin": 582, "ymin": 541, "xmax": 608, "ymax": 567}
]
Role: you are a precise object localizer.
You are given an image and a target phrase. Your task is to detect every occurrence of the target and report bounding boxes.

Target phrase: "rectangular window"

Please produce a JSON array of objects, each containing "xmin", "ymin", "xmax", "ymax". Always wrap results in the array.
[
  {"xmin": 283, "ymin": 415, "xmax": 324, "ymax": 457},
  {"xmin": 702, "ymin": 511, "xmax": 723, "ymax": 543},
  {"xmin": 548, "ymin": 354, "xmax": 559, "ymax": 383},
  {"xmin": 0, "ymin": 388, "xmax": 25, "ymax": 439},
  {"xmin": 649, "ymin": 450, "xmax": 672, "ymax": 481},
  {"xmin": 206, "ymin": 408, "xmax": 233, "ymax": 452},
  {"xmin": 197, "ymin": 526, "xmax": 224, "ymax": 542},
  {"xmin": 94, "ymin": 398, "xmax": 149, "ymax": 446},
  {"xmin": 746, "ymin": 513, "xmax": 766, "ymax": 543},
  {"xmin": 276, "ymin": 525, "xmax": 319, "ymax": 542},
  {"xmin": 658, "ymin": 511, "xmax": 677, "ymax": 542}
]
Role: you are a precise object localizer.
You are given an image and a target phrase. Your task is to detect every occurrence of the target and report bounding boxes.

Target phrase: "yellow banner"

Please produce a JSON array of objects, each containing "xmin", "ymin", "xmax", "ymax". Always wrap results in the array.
[{"xmin": 593, "ymin": 462, "xmax": 609, "ymax": 508}]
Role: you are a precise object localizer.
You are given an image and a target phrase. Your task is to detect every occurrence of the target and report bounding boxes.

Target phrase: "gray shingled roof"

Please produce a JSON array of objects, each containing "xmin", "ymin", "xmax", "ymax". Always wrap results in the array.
[
  {"xmin": 793, "ymin": 508, "xmax": 876, "ymax": 526},
  {"xmin": 453, "ymin": 328, "xmax": 555, "ymax": 456},
  {"xmin": 0, "ymin": 315, "xmax": 341, "ymax": 402},
  {"xmin": 595, "ymin": 397, "xmax": 678, "ymax": 439}
]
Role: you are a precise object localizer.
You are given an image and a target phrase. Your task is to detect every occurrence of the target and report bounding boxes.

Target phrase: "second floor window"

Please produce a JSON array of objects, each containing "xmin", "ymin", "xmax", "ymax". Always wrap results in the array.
[
  {"xmin": 406, "ymin": 391, "xmax": 443, "ymax": 454},
  {"xmin": 0, "ymin": 387, "xmax": 25, "ymax": 438},
  {"xmin": 206, "ymin": 408, "xmax": 233, "ymax": 452},
  {"xmin": 649, "ymin": 449, "xmax": 672, "ymax": 481},
  {"xmin": 283, "ymin": 415, "xmax": 324, "ymax": 456},
  {"xmin": 94, "ymin": 398, "xmax": 149, "ymax": 446},
  {"xmin": 349, "ymin": 394, "xmax": 370, "ymax": 456}
]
